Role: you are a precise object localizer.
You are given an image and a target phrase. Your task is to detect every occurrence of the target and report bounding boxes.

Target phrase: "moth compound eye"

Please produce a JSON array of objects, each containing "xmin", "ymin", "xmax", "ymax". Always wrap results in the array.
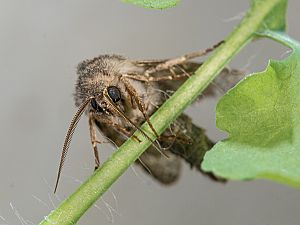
[
  {"xmin": 91, "ymin": 98, "xmax": 103, "ymax": 112},
  {"xmin": 107, "ymin": 86, "xmax": 121, "ymax": 103}
]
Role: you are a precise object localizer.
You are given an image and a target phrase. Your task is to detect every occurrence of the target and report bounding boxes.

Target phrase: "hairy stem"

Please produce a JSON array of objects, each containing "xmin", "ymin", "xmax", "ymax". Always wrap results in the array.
[{"xmin": 39, "ymin": 0, "xmax": 282, "ymax": 224}]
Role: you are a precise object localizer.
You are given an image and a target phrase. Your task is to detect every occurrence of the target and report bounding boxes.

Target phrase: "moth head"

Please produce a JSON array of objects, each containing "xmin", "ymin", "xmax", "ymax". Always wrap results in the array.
[
  {"xmin": 74, "ymin": 55, "xmax": 130, "ymax": 116},
  {"xmin": 90, "ymin": 85, "xmax": 124, "ymax": 116}
]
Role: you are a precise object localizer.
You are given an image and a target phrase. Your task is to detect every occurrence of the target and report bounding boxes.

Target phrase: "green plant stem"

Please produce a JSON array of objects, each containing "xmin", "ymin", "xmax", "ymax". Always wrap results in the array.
[{"xmin": 39, "ymin": 0, "xmax": 282, "ymax": 224}]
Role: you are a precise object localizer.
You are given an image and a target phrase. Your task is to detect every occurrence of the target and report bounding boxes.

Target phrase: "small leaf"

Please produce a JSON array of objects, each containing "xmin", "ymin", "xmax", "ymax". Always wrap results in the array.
[
  {"xmin": 202, "ymin": 32, "xmax": 300, "ymax": 188},
  {"xmin": 122, "ymin": 0, "xmax": 180, "ymax": 9}
]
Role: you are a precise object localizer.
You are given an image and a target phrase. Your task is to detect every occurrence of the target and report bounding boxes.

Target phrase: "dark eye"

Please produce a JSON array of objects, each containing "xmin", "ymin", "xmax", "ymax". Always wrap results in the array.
[
  {"xmin": 91, "ymin": 98, "xmax": 103, "ymax": 112},
  {"xmin": 107, "ymin": 86, "xmax": 121, "ymax": 103}
]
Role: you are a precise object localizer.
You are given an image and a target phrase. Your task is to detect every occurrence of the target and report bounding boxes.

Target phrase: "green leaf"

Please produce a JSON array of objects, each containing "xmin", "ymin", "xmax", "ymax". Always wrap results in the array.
[
  {"xmin": 202, "ymin": 31, "xmax": 300, "ymax": 188},
  {"xmin": 122, "ymin": 0, "xmax": 180, "ymax": 9},
  {"xmin": 252, "ymin": 0, "xmax": 287, "ymax": 32}
]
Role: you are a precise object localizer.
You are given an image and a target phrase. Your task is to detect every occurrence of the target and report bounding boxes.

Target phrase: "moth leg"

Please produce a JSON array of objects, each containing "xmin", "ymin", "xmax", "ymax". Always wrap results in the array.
[
  {"xmin": 145, "ymin": 40, "xmax": 224, "ymax": 75},
  {"xmin": 158, "ymin": 134, "xmax": 192, "ymax": 145},
  {"xmin": 121, "ymin": 76, "xmax": 159, "ymax": 138},
  {"xmin": 89, "ymin": 112, "xmax": 101, "ymax": 170},
  {"xmin": 94, "ymin": 115, "xmax": 141, "ymax": 143},
  {"xmin": 124, "ymin": 69, "xmax": 188, "ymax": 82},
  {"xmin": 173, "ymin": 64, "xmax": 191, "ymax": 78},
  {"xmin": 124, "ymin": 63, "xmax": 195, "ymax": 82}
]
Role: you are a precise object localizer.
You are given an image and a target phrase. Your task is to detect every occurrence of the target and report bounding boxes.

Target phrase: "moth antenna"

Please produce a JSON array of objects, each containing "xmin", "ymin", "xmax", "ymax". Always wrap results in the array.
[
  {"xmin": 54, "ymin": 97, "xmax": 92, "ymax": 193},
  {"xmin": 104, "ymin": 92, "xmax": 169, "ymax": 159}
]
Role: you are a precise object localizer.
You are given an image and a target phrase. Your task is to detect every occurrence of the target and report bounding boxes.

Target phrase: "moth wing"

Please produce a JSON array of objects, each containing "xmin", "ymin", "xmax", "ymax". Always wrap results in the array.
[
  {"xmin": 138, "ymin": 148, "xmax": 182, "ymax": 184},
  {"xmin": 138, "ymin": 113, "xmax": 223, "ymax": 183}
]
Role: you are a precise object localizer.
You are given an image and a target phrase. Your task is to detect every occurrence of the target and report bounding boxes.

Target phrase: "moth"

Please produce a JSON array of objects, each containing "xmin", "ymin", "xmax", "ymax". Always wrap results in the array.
[{"xmin": 54, "ymin": 41, "xmax": 243, "ymax": 192}]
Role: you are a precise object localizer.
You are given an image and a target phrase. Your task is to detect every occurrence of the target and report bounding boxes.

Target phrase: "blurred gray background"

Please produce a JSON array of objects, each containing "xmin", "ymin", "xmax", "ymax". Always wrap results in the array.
[{"xmin": 1, "ymin": 1, "xmax": 300, "ymax": 225}]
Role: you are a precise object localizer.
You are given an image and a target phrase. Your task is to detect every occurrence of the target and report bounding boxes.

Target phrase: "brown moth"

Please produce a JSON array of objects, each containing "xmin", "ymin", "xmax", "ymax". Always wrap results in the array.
[{"xmin": 54, "ymin": 41, "xmax": 244, "ymax": 192}]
